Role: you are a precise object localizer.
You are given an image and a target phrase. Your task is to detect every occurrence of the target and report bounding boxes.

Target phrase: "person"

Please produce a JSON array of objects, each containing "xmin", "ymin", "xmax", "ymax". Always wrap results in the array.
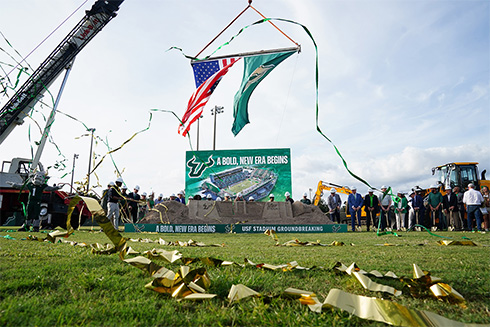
[
  {"xmin": 327, "ymin": 189, "xmax": 341, "ymax": 224},
  {"xmin": 481, "ymin": 186, "xmax": 490, "ymax": 232},
  {"xmin": 363, "ymin": 189, "xmax": 379, "ymax": 231},
  {"xmin": 236, "ymin": 193, "xmax": 244, "ymax": 201},
  {"xmin": 224, "ymin": 194, "xmax": 231, "ymax": 202},
  {"xmin": 169, "ymin": 193, "xmax": 177, "ymax": 201},
  {"xmin": 147, "ymin": 192, "xmax": 155, "ymax": 210},
  {"xmin": 193, "ymin": 194, "xmax": 202, "ymax": 200},
  {"xmin": 101, "ymin": 182, "xmax": 114, "ymax": 215},
  {"xmin": 347, "ymin": 187, "xmax": 363, "ymax": 231},
  {"xmin": 127, "ymin": 185, "xmax": 141, "ymax": 223},
  {"xmin": 7, "ymin": 170, "xmax": 61, "ymax": 232},
  {"xmin": 412, "ymin": 188, "xmax": 425, "ymax": 228},
  {"xmin": 300, "ymin": 192, "xmax": 311, "ymax": 205},
  {"xmin": 428, "ymin": 185, "xmax": 444, "ymax": 230},
  {"xmin": 463, "ymin": 183, "xmax": 484, "ymax": 231},
  {"xmin": 216, "ymin": 197, "xmax": 222, "ymax": 201},
  {"xmin": 119, "ymin": 185, "xmax": 130, "ymax": 223},
  {"xmin": 268, "ymin": 194, "xmax": 275, "ymax": 202},
  {"xmin": 177, "ymin": 191, "xmax": 186, "ymax": 204},
  {"xmin": 393, "ymin": 191, "xmax": 408, "ymax": 231},
  {"xmin": 139, "ymin": 192, "xmax": 148, "ymax": 220},
  {"xmin": 407, "ymin": 192, "xmax": 416, "ymax": 230},
  {"xmin": 443, "ymin": 186, "xmax": 461, "ymax": 231},
  {"xmin": 285, "ymin": 192, "xmax": 294, "ymax": 204},
  {"xmin": 248, "ymin": 196, "xmax": 255, "ymax": 202},
  {"xmin": 154, "ymin": 194, "xmax": 164, "ymax": 205},
  {"xmin": 454, "ymin": 186, "xmax": 466, "ymax": 230},
  {"xmin": 379, "ymin": 186, "xmax": 392, "ymax": 231},
  {"xmin": 107, "ymin": 177, "xmax": 124, "ymax": 229},
  {"xmin": 206, "ymin": 194, "xmax": 213, "ymax": 201}
]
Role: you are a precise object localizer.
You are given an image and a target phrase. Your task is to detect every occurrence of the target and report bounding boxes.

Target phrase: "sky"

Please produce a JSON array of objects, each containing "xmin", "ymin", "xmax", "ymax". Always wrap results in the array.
[{"xmin": 1, "ymin": 0, "xmax": 489, "ymax": 202}]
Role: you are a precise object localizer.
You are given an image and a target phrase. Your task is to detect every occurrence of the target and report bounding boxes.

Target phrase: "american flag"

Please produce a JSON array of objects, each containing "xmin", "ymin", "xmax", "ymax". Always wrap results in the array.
[{"xmin": 179, "ymin": 57, "xmax": 240, "ymax": 136}]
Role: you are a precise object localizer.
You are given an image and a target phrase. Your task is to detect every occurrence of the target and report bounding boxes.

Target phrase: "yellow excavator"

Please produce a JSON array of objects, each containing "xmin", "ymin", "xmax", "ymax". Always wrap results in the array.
[{"xmin": 313, "ymin": 181, "xmax": 368, "ymax": 219}]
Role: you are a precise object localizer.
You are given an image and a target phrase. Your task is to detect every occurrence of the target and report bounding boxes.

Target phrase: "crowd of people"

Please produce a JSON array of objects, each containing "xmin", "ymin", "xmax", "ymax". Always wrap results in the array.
[
  {"xmin": 99, "ymin": 178, "xmax": 490, "ymax": 233},
  {"xmin": 100, "ymin": 179, "xmax": 185, "ymax": 229},
  {"xmin": 334, "ymin": 184, "xmax": 489, "ymax": 232}
]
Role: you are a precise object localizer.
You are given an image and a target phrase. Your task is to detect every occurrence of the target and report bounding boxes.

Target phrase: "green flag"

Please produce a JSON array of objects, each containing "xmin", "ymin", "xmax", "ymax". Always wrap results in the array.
[{"xmin": 232, "ymin": 50, "xmax": 296, "ymax": 136}]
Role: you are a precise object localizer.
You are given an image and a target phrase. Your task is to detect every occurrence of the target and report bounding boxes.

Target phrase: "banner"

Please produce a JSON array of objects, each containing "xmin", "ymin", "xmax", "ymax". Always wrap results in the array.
[
  {"xmin": 185, "ymin": 148, "xmax": 291, "ymax": 202},
  {"xmin": 124, "ymin": 223, "xmax": 347, "ymax": 234}
]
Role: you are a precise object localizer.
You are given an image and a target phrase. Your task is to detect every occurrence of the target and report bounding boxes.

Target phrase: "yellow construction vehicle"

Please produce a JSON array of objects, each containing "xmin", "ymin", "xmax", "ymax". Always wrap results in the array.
[
  {"xmin": 431, "ymin": 162, "xmax": 489, "ymax": 192},
  {"xmin": 313, "ymin": 181, "xmax": 353, "ymax": 206},
  {"xmin": 313, "ymin": 181, "xmax": 368, "ymax": 220}
]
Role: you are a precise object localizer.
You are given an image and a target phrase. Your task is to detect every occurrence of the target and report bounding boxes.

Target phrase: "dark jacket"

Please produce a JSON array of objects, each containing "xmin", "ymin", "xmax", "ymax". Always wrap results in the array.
[
  {"xmin": 443, "ymin": 193, "xmax": 459, "ymax": 211},
  {"xmin": 363, "ymin": 194, "xmax": 379, "ymax": 213}
]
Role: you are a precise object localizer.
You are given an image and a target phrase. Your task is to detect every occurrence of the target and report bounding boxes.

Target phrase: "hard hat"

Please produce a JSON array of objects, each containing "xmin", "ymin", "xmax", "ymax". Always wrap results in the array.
[
  {"xmin": 248, "ymin": 196, "xmax": 254, "ymax": 201},
  {"xmin": 303, "ymin": 192, "xmax": 308, "ymax": 197},
  {"xmin": 134, "ymin": 185, "xmax": 140, "ymax": 191},
  {"xmin": 368, "ymin": 189, "xmax": 374, "ymax": 192},
  {"xmin": 285, "ymin": 191, "xmax": 290, "ymax": 196},
  {"xmin": 170, "ymin": 193, "xmax": 176, "ymax": 197},
  {"xmin": 381, "ymin": 185, "xmax": 387, "ymax": 189},
  {"xmin": 430, "ymin": 185, "xmax": 438, "ymax": 189},
  {"xmin": 115, "ymin": 177, "xmax": 123, "ymax": 183},
  {"xmin": 206, "ymin": 194, "xmax": 212, "ymax": 199},
  {"xmin": 216, "ymin": 197, "xmax": 222, "ymax": 201},
  {"xmin": 237, "ymin": 192, "xmax": 242, "ymax": 197},
  {"xmin": 269, "ymin": 194, "xmax": 275, "ymax": 198},
  {"xmin": 159, "ymin": 193, "xmax": 163, "ymax": 197},
  {"xmin": 121, "ymin": 185, "xmax": 127, "ymax": 190},
  {"xmin": 109, "ymin": 181, "xmax": 115, "ymax": 186},
  {"xmin": 351, "ymin": 187, "xmax": 357, "ymax": 191},
  {"xmin": 178, "ymin": 191, "xmax": 184, "ymax": 195},
  {"xmin": 397, "ymin": 191, "xmax": 403, "ymax": 194},
  {"xmin": 330, "ymin": 189, "xmax": 336, "ymax": 193},
  {"xmin": 142, "ymin": 192, "xmax": 147, "ymax": 196},
  {"xmin": 445, "ymin": 186, "xmax": 452, "ymax": 190}
]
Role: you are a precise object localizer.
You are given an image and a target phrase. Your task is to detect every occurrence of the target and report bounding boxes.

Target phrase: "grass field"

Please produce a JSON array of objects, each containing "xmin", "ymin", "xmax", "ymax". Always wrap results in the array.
[
  {"xmin": 0, "ymin": 227, "xmax": 489, "ymax": 326},
  {"xmin": 226, "ymin": 179, "xmax": 257, "ymax": 195}
]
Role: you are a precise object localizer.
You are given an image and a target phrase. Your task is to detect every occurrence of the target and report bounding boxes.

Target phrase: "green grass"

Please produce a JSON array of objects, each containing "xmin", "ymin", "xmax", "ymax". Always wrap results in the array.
[{"xmin": 0, "ymin": 227, "xmax": 489, "ymax": 326}]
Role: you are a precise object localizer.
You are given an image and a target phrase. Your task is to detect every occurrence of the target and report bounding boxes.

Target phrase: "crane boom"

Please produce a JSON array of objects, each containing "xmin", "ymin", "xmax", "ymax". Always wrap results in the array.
[{"xmin": 0, "ymin": 0, "xmax": 124, "ymax": 145}]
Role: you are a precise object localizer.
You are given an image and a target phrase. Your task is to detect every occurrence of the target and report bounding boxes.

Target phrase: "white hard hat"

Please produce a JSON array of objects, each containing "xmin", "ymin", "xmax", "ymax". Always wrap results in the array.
[
  {"xmin": 368, "ymin": 189, "xmax": 374, "ymax": 192},
  {"xmin": 285, "ymin": 191, "xmax": 290, "ymax": 196},
  {"xmin": 330, "ymin": 189, "xmax": 336, "ymax": 193},
  {"xmin": 170, "ymin": 193, "xmax": 176, "ymax": 197},
  {"xmin": 381, "ymin": 185, "xmax": 387, "ymax": 189},
  {"xmin": 121, "ymin": 185, "xmax": 127, "ymax": 189},
  {"xmin": 397, "ymin": 191, "xmax": 403, "ymax": 194},
  {"xmin": 216, "ymin": 197, "xmax": 222, "ymax": 201},
  {"xmin": 159, "ymin": 193, "xmax": 163, "ymax": 197},
  {"xmin": 142, "ymin": 192, "xmax": 147, "ymax": 196},
  {"xmin": 445, "ymin": 186, "xmax": 452, "ymax": 190},
  {"xmin": 351, "ymin": 187, "xmax": 357, "ymax": 191},
  {"xmin": 225, "ymin": 194, "xmax": 230, "ymax": 197},
  {"xmin": 206, "ymin": 194, "xmax": 212, "ymax": 199},
  {"xmin": 134, "ymin": 185, "xmax": 140, "ymax": 191},
  {"xmin": 109, "ymin": 181, "xmax": 115, "ymax": 186},
  {"xmin": 248, "ymin": 196, "xmax": 254, "ymax": 201},
  {"xmin": 116, "ymin": 177, "xmax": 123, "ymax": 183},
  {"xmin": 269, "ymin": 194, "xmax": 275, "ymax": 198},
  {"xmin": 430, "ymin": 185, "xmax": 438, "ymax": 189},
  {"xmin": 178, "ymin": 191, "xmax": 184, "ymax": 195},
  {"xmin": 303, "ymin": 192, "xmax": 308, "ymax": 197}
]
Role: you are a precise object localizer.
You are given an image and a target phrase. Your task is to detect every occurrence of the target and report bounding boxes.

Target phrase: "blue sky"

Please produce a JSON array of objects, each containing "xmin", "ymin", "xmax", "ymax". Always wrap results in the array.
[{"xmin": 1, "ymin": 0, "xmax": 489, "ymax": 200}]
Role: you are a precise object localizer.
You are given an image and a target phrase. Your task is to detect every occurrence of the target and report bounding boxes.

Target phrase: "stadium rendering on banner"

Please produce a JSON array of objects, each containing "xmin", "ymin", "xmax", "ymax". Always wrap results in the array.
[{"xmin": 185, "ymin": 148, "xmax": 291, "ymax": 202}]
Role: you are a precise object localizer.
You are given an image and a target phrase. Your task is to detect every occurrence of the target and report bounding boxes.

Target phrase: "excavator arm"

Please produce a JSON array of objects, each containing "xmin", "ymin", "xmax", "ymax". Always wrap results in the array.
[{"xmin": 313, "ymin": 180, "xmax": 353, "ymax": 206}]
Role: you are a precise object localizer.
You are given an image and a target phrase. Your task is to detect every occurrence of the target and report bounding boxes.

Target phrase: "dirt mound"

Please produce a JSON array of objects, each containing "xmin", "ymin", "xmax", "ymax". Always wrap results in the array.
[{"xmin": 139, "ymin": 200, "xmax": 333, "ymax": 225}]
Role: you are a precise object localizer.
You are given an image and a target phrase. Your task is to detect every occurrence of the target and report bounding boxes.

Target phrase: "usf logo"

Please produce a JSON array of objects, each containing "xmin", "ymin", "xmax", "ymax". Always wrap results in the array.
[{"xmin": 187, "ymin": 155, "xmax": 215, "ymax": 178}]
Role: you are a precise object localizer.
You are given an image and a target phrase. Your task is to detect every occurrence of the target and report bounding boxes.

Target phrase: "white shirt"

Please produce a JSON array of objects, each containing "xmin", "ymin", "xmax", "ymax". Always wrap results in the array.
[{"xmin": 462, "ymin": 188, "xmax": 484, "ymax": 205}]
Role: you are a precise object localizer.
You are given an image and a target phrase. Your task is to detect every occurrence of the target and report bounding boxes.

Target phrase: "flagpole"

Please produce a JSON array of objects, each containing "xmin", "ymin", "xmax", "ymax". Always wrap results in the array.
[{"xmin": 211, "ymin": 106, "xmax": 224, "ymax": 151}]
